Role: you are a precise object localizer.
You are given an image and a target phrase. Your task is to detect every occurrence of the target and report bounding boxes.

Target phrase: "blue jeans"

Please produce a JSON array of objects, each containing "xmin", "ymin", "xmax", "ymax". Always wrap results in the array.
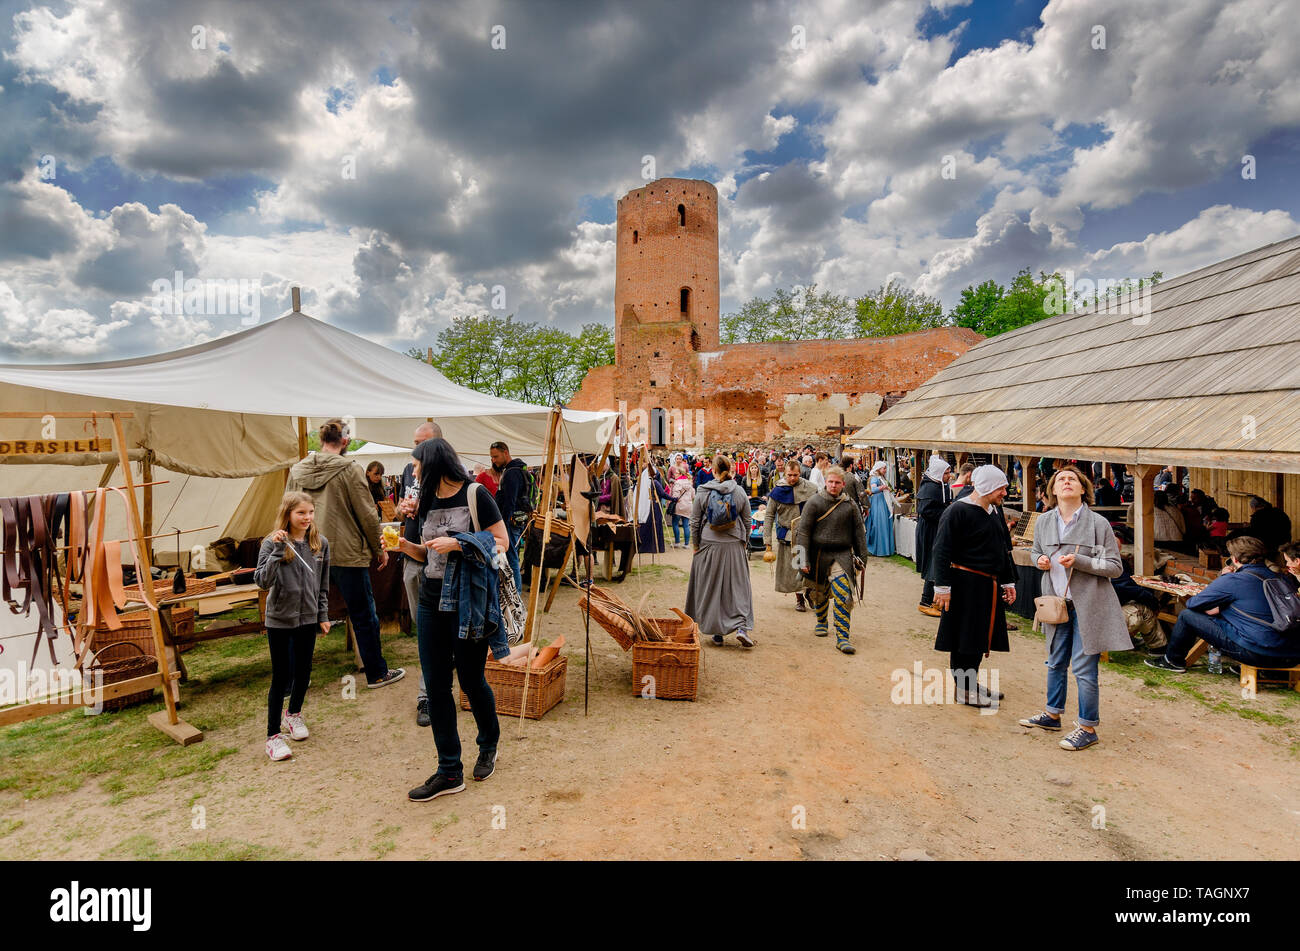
[
  {"xmin": 1045, "ymin": 603, "xmax": 1100, "ymax": 727},
  {"xmin": 1166, "ymin": 608, "xmax": 1297, "ymax": 668},
  {"xmin": 507, "ymin": 525, "xmax": 523, "ymax": 595},
  {"xmin": 671, "ymin": 513, "xmax": 690, "ymax": 545},
  {"xmin": 329, "ymin": 566, "xmax": 388, "ymax": 684},
  {"xmin": 417, "ymin": 599, "xmax": 498, "ymax": 778}
]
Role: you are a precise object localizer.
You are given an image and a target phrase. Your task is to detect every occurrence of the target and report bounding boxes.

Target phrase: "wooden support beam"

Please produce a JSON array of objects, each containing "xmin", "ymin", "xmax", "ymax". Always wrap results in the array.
[
  {"xmin": 141, "ymin": 451, "xmax": 153, "ymax": 566},
  {"xmin": 297, "ymin": 416, "xmax": 308, "ymax": 458},
  {"xmin": 1132, "ymin": 464, "xmax": 1160, "ymax": 577},
  {"xmin": 110, "ymin": 412, "xmax": 201, "ymax": 743},
  {"xmin": 1018, "ymin": 456, "xmax": 1036, "ymax": 513}
]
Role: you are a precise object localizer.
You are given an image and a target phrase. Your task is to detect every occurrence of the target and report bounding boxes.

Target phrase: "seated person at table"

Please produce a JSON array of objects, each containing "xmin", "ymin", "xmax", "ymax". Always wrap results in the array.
[
  {"xmin": 1146, "ymin": 536, "xmax": 1300, "ymax": 672},
  {"xmin": 1189, "ymin": 489, "xmax": 1216, "ymax": 522},
  {"xmin": 1093, "ymin": 475, "xmax": 1121, "ymax": 507},
  {"xmin": 1208, "ymin": 507, "xmax": 1230, "ymax": 539},
  {"xmin": 1248, "ymin": 496, "xmax": 1293, "ymax": 553}
]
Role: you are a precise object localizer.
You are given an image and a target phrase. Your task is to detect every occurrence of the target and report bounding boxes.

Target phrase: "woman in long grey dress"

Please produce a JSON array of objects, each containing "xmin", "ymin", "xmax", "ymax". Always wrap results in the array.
[{"xmin": 685, "ymin": 454, "xmax": 755, "ymax": 648}]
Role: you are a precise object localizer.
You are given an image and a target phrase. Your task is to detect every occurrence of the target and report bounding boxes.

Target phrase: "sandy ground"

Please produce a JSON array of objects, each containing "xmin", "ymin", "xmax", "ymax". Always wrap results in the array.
[{"xmin": 4, "ymin": 549, "xmax": 1299, "ymax": 860}]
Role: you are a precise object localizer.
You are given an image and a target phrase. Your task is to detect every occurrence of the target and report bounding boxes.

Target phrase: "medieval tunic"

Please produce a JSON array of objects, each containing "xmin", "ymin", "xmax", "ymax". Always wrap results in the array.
[
  {"xmin": 930, "ymin": 497, "xmax": 1017, "ymax": 656},
  {"xmin": 914, "ymin": 474, "xmax": 950, "ymax": 580},
  {"xmin": 684, "ymin": 478, "xmax": 755, "ymax": 636},
  {"xmin": 763, "ymin": 478, "xmax": 817, "ymax": 593},
  {"xmin": 796, "ymin": 489, "xmax": 868, "ymax": 606}
]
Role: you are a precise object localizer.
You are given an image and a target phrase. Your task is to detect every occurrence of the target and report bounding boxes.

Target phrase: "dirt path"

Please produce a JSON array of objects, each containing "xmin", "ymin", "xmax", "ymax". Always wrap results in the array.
[{"xmin": 4, "ymin": 551, "xmax": 1299, "ymax": 860}]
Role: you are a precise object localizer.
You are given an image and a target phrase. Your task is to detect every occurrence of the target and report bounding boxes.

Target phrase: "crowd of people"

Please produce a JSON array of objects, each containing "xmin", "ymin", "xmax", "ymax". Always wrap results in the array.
[{"xmin": 254, "ymin": 426, "xmax": 1300, "ymax": 790}]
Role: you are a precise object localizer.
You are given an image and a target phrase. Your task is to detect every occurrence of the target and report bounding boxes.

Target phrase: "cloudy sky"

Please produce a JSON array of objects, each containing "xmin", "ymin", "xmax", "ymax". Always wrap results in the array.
[{"xmin": 2, "ymin": 0, "xmax": 1298, "ymax": 361}]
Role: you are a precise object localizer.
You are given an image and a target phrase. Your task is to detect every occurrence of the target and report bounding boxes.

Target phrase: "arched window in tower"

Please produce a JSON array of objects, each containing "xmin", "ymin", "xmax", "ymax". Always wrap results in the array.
[
  {"xmin": 677, "ymin": 204, "xmax": 685, "ymax": 226},
  {"xmin": 632, "ymin": 230, "xmax": 638, "ymax": 244},
  {"xmin": 680, "ymin": 287, "xmax": 690, "ymax": 316}
]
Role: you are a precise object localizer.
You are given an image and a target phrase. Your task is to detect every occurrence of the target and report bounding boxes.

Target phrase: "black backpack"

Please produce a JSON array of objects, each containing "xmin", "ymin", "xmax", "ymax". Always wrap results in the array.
[{"xmin": 1230, "ymin": 573, "xmax": 1300, "ymax": 634}]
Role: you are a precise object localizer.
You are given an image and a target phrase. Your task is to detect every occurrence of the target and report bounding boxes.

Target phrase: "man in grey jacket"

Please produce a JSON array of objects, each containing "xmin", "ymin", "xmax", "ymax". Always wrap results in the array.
[{"xmin": 287, "ymin": 418, "xmax": 403, "ymax": 689}]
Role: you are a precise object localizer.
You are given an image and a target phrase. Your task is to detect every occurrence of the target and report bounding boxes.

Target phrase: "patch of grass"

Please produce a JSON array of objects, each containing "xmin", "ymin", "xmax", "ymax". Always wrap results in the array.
[
  {"xmin": 371, "ymin": 823, "xmax": 402, "ymax": 859},
  {"xmin": 0, "ymin": 818, "xmax": 23, "ymax": 837},
  {"xmin": 431, "ymin": 813, "xmax": 460, "ymax": 836},
  {"xmin": 100, "ymin": 834, "xmax": 298, "ymax": 861}
]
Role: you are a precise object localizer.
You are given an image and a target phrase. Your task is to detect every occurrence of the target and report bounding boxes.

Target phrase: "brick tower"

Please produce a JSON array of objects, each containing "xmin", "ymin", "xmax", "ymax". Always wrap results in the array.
[{"xmin": 614, "ymin": 178, "xmax": 720, "ymax": 376}]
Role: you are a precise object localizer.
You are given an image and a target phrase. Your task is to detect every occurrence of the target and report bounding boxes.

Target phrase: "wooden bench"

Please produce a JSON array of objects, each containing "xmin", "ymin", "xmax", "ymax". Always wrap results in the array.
[{"xmin": 1183, "ymin": 638, "xmax": 1300, "ymax": 697}]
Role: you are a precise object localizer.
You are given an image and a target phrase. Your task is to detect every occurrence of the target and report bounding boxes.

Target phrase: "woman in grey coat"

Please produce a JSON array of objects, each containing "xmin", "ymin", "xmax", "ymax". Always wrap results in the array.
[
  {"xmin": 1019, "ymin": 465, "xmax": 1132, "ymax": 751},
  {"xmin": 685, "ymin": 454, "xmax": 755, "ymax": 647}
]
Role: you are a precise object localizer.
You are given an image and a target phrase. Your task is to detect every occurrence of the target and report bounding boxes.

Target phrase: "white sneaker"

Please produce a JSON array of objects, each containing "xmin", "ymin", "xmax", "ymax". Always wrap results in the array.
[
  {"xmin": 282, "ymin": 711, "xmax": 309, "ymax": 741},
  {"xmin": 266, "ymin": 733, "xmax": 293, "ymax": 761}
]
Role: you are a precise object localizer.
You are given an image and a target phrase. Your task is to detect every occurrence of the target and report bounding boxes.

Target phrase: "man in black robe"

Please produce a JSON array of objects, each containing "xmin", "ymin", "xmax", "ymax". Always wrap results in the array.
[{"xmin": 930, "ymin": 465, "xmax": 1017, "ymax": 707}]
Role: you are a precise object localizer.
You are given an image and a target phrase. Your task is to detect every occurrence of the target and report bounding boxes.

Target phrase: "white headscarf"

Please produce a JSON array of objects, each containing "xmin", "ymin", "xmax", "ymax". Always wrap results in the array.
[
  {"xmin": 971, "ymin": 464, "xmax": 1009, "ymax": 496},
  {"xmin": 925, "ymin": 454, "xmax": 951, "ymax": 482},
  {"xmin": 871, "ymin": 460, "xmax": 887, "ymax": 475}
]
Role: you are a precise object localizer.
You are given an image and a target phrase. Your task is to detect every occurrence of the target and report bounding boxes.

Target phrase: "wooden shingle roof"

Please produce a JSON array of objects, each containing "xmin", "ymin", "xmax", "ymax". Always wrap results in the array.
[{"xmin": 851, "ymin": 234, "xmax": 1300, "ymax": 473}]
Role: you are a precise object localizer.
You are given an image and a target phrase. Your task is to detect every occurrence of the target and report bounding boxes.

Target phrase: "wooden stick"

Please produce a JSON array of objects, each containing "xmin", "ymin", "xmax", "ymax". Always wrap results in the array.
[
  {"xmin": 110, "ymin": 413, "xmax": 192, "ymax": 738},
  {"xmin": 0, "ymin": 411, "xmax": 134, "ymax": 419},
  {"xmin": 543, "ymin": 532, "xmax": 576, "ymax": 613},
  {"xmin": 141, "ymin": 451, "xmax": 153, "ymax": 565},
  {"xmin": 522, "ymin": 407, "xmax": 562, "ymax": 643}
]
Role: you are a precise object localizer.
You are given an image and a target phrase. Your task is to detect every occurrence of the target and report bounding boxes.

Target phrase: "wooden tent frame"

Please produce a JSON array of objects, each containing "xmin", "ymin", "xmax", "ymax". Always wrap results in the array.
[{"xmin": 0, "ymin": 411, "xmax": 202, "ymax": 744}]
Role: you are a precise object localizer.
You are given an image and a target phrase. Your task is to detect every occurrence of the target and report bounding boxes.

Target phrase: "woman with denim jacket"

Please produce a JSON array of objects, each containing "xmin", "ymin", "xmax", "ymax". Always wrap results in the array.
[
  {"xmin": 1019, "ymin": 465, "xmax": 1130, "ymax": 751},
  {"xmin": 396, "ymin": 438, "xmax": 510, "ymax": 802}
]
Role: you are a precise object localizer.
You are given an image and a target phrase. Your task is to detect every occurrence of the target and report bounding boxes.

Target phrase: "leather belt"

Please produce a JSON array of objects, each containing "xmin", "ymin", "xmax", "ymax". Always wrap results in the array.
[{"xmin": 952, "ymin": 562, "xmax": 999, "ymax": 657}]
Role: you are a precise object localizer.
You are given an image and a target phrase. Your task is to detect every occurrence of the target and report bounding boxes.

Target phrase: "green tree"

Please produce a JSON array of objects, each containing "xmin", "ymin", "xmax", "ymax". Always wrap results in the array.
[
  {"xmin": 947, "ymin": 279, "xmax": 1005, "ymax": 335},
  {"xmin": 720, "ymin": 285, "xmax": 854, "ymax": 343},
  {"xmin": 411, "ymin": 314, "xmax": 614, "ymax": 405},
  {"xmin": 853, "ymin": 280, "xmax": 948, "ymax": 337},
  {"xmin": 981, "ymin": 268, "xmax": 1065, "ymax": 337}
]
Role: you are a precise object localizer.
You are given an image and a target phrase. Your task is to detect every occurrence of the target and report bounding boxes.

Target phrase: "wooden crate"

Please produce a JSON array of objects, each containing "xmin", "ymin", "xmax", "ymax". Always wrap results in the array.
[{"xmin": 460, "ymin": 654, "xmax": 567, "ymax": 720}]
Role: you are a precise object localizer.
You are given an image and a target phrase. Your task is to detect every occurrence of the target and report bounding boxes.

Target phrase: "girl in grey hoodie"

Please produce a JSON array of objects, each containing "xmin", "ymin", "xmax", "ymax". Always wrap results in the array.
[{"xmin": 254, "ymin": 491, "xmax": 331, "ymax": 762}]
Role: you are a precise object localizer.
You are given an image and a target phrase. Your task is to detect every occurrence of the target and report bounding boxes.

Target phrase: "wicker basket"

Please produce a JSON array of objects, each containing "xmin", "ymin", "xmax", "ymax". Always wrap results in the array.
[
  {"xmin": 87, "ymin": 640, "xmax": 159, "ymax": 712},
  {"xmin": 124, "ymin": 574, "xmax": 217, "ymax": 603},
  {"xmin": 631, "ymin": 610, "xmax": 700, "ymax": 700},
  {"xmin": 94, "ymin": 607, "xmax": 195, "ymax": 661},
  {"xmin": 460, "ymin": 654, "xmax": 567, "ymax": 720}
]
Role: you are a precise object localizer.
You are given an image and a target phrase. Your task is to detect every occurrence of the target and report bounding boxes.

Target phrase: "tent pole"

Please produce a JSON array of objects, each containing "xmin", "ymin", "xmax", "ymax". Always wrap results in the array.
[
  {"xmin": 141, "ymin": 450, "xmax": 153, "ymax": 566},
  {"xmin": 109, "ymin": 412, "xmax": 201, "ymax": 745},
  {"xmin": 522, "ymin": 407, "xmax": 562, "ymax": 643},
  {"xmin": 297, "ymin": 416, "xmax": 308, "ymax": 458}
]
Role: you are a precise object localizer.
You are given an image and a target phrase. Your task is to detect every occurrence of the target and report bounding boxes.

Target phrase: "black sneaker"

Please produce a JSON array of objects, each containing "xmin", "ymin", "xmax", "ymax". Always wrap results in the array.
[
  {"xmin": 473, "ymin": 749, "xmax": 497, "ymax": 781},
  {"xmin": 408, "ymin": 773, "xmax": 465, "ymax": 802},
  {"xmin": 416, "ymin": 697, "xmax": 430, "ymax": 728},
  {"xmin": 1144, "ymin": 655, "xmax": 1186, "ymax": 673},
  {"xmin": 368, "ymin": 667, "xmax": 406, "ymax": 689}
]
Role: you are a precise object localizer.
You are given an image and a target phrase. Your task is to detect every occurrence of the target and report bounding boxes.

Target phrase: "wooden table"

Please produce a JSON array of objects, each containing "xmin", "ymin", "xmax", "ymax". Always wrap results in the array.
[{"xmin": 1132, "ymin": 576, "xmax": 1208, "ymax": 663}]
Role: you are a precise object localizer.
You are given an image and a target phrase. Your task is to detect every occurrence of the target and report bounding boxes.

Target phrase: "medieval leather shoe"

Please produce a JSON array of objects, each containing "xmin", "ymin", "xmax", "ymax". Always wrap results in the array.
[{"xmin": 917, "ymin": 603, "xmax": 942, "ymax": 617}]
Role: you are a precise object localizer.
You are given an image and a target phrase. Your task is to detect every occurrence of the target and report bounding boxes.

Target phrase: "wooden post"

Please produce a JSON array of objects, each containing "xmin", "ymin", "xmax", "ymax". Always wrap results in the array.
[
  {"xmin": 1132, "ymin": 464, "xmax": 1159, "ymax": 576},
  {"xmin": 1018, "ymin": 456, "xmax": 1036, "ymax": 513},
  {"xmin": 522, "ymin": 408, "xmax": 562, "ymax": 643},
  {"xmin": 109, "ymin": 413, "xmax": 201, "ymax": 745},
  {"xmin": 291, "ymin": 286, "xmax": 301, "ymax": 312},
  {"xmin": 297, "ymin": 416, "xmax": 308, "ymax": 458}
]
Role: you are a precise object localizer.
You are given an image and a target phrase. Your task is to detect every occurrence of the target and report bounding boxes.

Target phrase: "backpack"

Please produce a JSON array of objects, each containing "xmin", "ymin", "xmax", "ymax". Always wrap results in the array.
[
  {"xmin": 705, "ymin": 486, "xmax": 739, "ymax": 530},
  {"xmin": 1230, "ymin": 572, "xmax": 1300, "ymax": 634}
]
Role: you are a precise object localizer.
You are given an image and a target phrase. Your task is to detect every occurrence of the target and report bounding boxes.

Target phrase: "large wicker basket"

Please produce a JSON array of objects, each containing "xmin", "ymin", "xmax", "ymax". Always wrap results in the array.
[
  {"xmin": 631, "ymin": 611, "xmax": 700, "ymax": 700},
  {"xmin": 460, "ymin": 654, "xmax": 567, "ymax": 720},
  {"xmin": 94, "ymin": 607, "xmax": 195, "ymax": 661},
  {"xmin": 86, "ymin": 640, "xmax": 159, "ymax": 712},
  {"xmin": 124, "ymin": 574, "xmax": 217, "ymax": 604}
]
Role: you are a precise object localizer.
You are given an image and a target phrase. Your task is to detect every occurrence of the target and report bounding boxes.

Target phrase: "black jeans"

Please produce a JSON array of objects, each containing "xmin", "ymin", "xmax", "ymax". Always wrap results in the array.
[
  {"xmin": 267, "ymin": 624, "xmax": 318, "ymax": 737},
  {"xmin": 921, "ymin": 578, "xmax": 935, "ymax": 606},
  {"xmin": 417, "ymin": 599, "xmax": 499, "ymax": 778},
  {"xmin": 1166, "ymin": 609, "xmax": 1299, "ymax": 668},
  {"xmin": 329, "ymin": 565, "xmax": 388, "ymax": 683}
]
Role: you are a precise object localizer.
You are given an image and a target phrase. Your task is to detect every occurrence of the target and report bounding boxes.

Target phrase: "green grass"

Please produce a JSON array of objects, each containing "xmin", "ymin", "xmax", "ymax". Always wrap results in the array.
[
  {"xmin": 100, "ymin": 834, "xmax": 299, "ymax": 861},
  {"xmin": 0, "ymin": 603, "xmax": 422, "ymax": 805}
]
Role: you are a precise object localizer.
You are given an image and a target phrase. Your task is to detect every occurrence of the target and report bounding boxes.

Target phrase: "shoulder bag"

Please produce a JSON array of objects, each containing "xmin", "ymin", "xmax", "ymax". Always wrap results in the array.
[{"xmin": 1032, "ymin": 543, "xmax": 1081, "ymax": 631}]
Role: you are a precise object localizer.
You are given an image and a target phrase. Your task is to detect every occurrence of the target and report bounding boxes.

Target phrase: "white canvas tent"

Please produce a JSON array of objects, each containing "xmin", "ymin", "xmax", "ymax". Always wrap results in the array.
[
  {"xmin": 0, "ymin": 309, "xmax": 618, "ymax": 477},
  {"xmin": 0, "ymin": 308, "xmax": 619, "ymax": 683}
]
